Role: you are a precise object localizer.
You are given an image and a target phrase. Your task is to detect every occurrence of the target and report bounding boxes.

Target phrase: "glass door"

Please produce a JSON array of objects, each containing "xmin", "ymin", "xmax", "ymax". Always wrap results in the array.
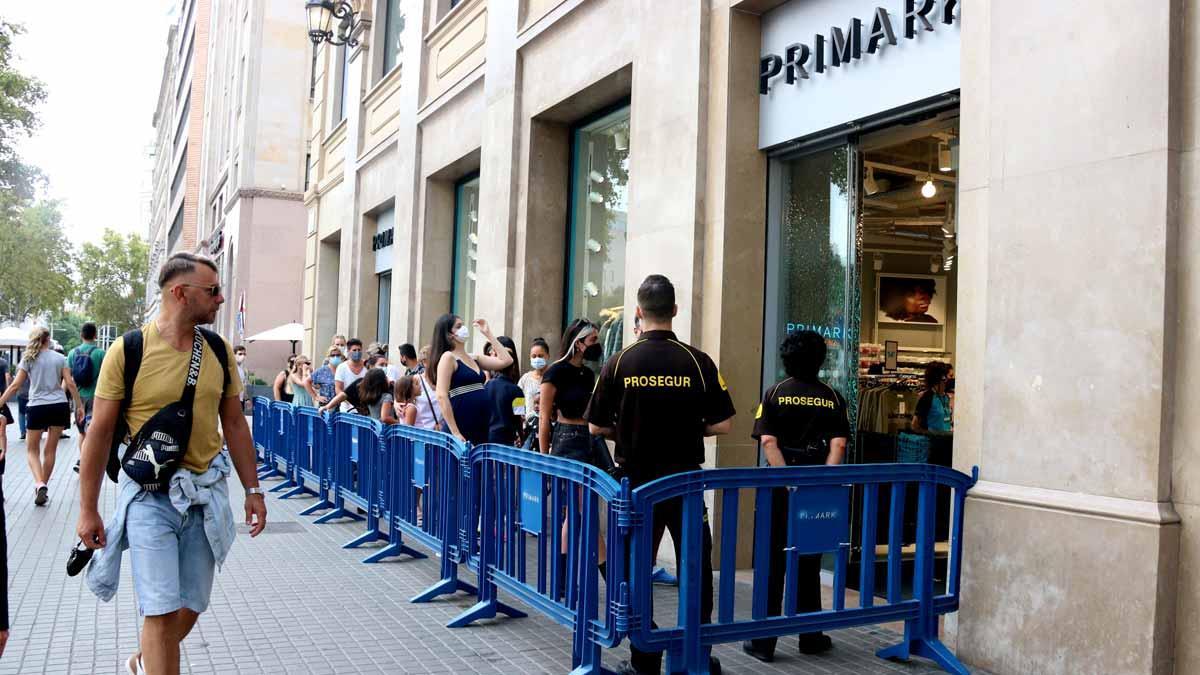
[{"xmin": 762, "ymin": 141, "xmax": 861, "ymax": 452}]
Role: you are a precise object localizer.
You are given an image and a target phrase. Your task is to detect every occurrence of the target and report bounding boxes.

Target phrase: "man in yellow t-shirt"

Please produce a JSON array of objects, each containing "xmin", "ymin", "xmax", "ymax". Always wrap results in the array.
[{"xmin": 76, "ymin": 252, "xmax": 267, "ymax": 675}]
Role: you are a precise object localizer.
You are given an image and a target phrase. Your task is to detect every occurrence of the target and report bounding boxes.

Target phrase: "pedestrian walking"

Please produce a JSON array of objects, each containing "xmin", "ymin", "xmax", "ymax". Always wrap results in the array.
[
  {"xmin": 485, "ymin": 336, "xmax": 525, "ymax": 445},
  {"xmin": 233, "ymin": 345, "xmax": 249, "ymax": 412},
  {"xmin": 741, "ymin": 330, "xmax": 848, "ymax": 663},
  {"xmin": 0, "ymin": 327, "xmax": 84, "ymax": 506},
  {"xmin": 272, "ymin": 355, "xmax": 297, "ymax": 403},
  {"xmin": 586, "ymin": 274, "xmax": 735, "ymax": 675},
  {"xmin": 429, "ymin": 314, "xmax": 511, "ymax": 444},
  {"xmin": 15, "ymin": 370, "xmax": 28, "ymax": 440},
  {"xmin": 517, "ymin": 337, "xmax": 549, "ymax": 418},
  {"xmin": 68, "ymin": 322, "xmax": 106, "ymax": 473},
  {"xmin": 0, "ymin": 355, "xmax": 11, "ymax": 464},
  {"xmin": 75, "ymin": 251, "xmax": 266, "ymax": 675}
]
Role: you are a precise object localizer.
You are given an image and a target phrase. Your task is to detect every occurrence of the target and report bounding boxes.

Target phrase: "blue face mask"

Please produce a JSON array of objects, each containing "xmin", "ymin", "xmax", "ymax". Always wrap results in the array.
[{"xmin": 330, "ymin": 356, "xmax": 343, "ymax": 367}]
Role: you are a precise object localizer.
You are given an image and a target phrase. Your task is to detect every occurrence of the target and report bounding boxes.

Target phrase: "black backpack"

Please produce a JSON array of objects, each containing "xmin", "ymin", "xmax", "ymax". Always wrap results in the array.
[
  {"xmin": 70, "ymin": 344, "xmax": 98, "ymax": 389},
  {"xmin": 105, "ymin": 327, "xmax": 231, "ymax": 484}
]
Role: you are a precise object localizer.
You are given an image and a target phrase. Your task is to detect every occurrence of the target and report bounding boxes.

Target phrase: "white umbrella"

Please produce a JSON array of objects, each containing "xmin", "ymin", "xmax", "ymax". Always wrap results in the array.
[
  {"xmin": 0, "ymin": 326, "xmax": 29, "ymax": 347},
  {"xmin": 244, "ymin": 322, "xmax": 304, "ymax": 354}
]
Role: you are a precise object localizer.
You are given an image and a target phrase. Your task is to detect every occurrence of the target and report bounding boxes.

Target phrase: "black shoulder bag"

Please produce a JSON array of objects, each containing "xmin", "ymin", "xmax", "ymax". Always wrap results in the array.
[
  {"xmin": 105, "ymin": 327, "xmax": 229, "ymax": 484},
  {"xmin": 118, "ymin": 327, "xmax": 206, "ymax": 492}
]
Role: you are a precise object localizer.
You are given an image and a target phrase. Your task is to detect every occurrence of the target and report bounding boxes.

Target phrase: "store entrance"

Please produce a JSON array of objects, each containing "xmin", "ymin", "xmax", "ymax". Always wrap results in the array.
[{"xmin": 763, "ymin": 106, "xmax": 960, "ymax": 594}]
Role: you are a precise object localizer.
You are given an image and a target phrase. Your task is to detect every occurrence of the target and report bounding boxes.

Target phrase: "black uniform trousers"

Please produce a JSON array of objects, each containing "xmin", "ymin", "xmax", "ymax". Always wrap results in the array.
[
  {"xmin": 749, "ymin": 467, "xmax": 823, "ymax": 655},
  {"xmin": 628, "ymin": 471, "xmax": 714, "ymax": 674}
]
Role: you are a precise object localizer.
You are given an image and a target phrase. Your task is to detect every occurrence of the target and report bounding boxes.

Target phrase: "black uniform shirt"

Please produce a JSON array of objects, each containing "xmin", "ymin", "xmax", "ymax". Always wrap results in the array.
[
  {"xmin": 586, "ymin": 330, "xmax": 735, "ymax": 477},
  {"xmin": 752, "ymin": 377, "xmax": 850, "ymax": 450}
]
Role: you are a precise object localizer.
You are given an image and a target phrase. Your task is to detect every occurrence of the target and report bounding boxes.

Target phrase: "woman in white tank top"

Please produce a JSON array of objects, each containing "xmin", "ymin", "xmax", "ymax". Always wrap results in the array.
[{"xmin": 412, "ymin": 372, "xmax": 443, "ymax": 431}]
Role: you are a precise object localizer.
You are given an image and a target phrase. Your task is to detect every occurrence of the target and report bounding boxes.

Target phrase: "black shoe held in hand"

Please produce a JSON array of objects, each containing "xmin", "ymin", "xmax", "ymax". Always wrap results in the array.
[{"xmin": 66, "ymin": 538, "xmax": 97, "ymax": 577}]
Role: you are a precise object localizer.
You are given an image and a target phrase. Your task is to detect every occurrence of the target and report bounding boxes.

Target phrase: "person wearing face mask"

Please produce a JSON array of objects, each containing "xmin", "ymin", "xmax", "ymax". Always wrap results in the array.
[
  {"xmin": 485, "ymin": 337, "xmax": 525, "ymax": 445},
  {"xmin": 334, "ymin": 338, "xmax": 367, "ymax": 413},
  {"xmin": 233, "ymin": 345, "xmax": 249, "ymax": 412},
  {"xmin": 331, "ymin": 335, "xmax": 348, "ymax": 358},
  {"xmin": 538, "ymin": 320, "xmax": 604, "ymax": 463},
  {"xmin": 428, "ymin": 314, "xmax": 512, "ymax": 445},
  {"xmin": 517, "ymin": 338, "xmax": 550, "ymax": 419},
  {"xmin": 310, "ymin": 347, "xmax": 341, "ymax": 406}
]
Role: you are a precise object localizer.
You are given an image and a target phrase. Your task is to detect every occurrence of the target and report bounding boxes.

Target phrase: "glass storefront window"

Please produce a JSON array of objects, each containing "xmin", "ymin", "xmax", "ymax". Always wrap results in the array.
[
  {"xmin": 377, "ymin": 272, "xmax": 391, "ymax": 344},
  {"xmin": 566, "ymin": 106, "xmax": 630, "ymax": 362},
  {"xmin": 763, "ymin": 144, "xmax": 860, "ymax": 427},
  {"xmin": 452, "ymin": 174, "xmax": 480, "ymax": 322}
]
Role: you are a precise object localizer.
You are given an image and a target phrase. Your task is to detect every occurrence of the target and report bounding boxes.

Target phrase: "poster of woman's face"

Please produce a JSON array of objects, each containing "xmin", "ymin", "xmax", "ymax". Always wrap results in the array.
[{"xmin": 878, "ymin": 274, "xmax": 946, "ymax": 325}]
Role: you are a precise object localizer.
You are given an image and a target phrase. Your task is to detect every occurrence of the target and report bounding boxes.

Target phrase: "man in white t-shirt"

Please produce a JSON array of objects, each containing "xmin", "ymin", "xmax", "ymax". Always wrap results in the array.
[{"xmin": 334, "ymin": 338, "xmax": 366, "ymax": 412}]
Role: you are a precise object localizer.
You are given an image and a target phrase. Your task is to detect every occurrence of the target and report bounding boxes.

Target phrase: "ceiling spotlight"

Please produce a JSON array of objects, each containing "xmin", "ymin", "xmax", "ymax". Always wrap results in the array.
[
  {"xmin": 921, "ymin": 177, "xmax": 937, "ymax": 199},
  {"xmin": 588, "ymin": 191, "xmax": 604, "ymax": 204},
  {"xmin": 612, "ymin": 130, "xmax": 629, "ymax": 152},
  {"xmin": 930, "ymin": 255, "xmax": 942, "ymax": 273},
  {"xmin": 864, "ymin": 167, "xmax": 880, "ymax": 196},
  {"xmin": 938, "ymin": 142, "xmax": 953, "ymax": 172},
  {"xmin": 589, "ymin": 170, "xmax": 605, "ymax": 184},
  {"xmin": 873, "ymin": 252, "xmax": 884, "ymax": 271}
]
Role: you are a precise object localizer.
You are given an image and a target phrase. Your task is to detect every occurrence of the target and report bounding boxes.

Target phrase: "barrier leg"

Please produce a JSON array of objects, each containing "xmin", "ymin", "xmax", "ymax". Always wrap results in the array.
[
  {"xmin": 300, "ymin": 498, "xmax": 335, "ymax": 516},
  {"xmin": 314, "ymin": 506, "xmax": 364, "ymax": 524},
  {"xmin": 278, "ymin": 483, "xmax": 315, "ymax": 500},
  {"xmin": 343, "ymin": 529, "xmax": 386, "ymax": 549},
  {"xmin": 410, "ymin": 574, "xmax": 476, "ymax": 603},
  {"xmin": 362, "ymin": 528, "xmax": 427, "ymax": 563},
  {"xmin": 447, "ymin": 462, "xmax": 526, "ymax": 627},
  {"xmin": 269, "ymin": 477, "xmax": 297, "ymax": 493}
]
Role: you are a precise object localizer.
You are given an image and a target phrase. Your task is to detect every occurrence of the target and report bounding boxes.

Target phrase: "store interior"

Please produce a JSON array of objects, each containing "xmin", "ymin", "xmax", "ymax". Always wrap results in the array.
[{"xmin": 852, "ymin": 111, "xmax": 960, "ymax": 578}]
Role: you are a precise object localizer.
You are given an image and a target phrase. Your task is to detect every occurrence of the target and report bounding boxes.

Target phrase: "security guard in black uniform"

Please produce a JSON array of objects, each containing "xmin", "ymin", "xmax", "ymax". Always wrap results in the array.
[
  {"xmin": 587, "ymin": 274, "xmax": 735, "ymax": 675},
  {"xmin": 742, "ymin": 329, "xmax": 849, "ymax": 663}
]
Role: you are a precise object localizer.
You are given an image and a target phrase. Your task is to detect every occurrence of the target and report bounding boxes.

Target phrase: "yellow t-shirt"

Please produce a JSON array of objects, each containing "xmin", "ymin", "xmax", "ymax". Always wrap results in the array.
[{"xmin": 96, "ymin": 322, "xmax": 243, "ymax": 473}]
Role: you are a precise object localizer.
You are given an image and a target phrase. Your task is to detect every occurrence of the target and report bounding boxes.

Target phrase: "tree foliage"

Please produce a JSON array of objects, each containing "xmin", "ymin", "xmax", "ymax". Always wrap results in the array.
[
  {"xmin": 76, "ymin": 229, "xmax": 149, "ymax": 333},
  {"xmin": 50, "ymin": 311, "xmax": 87, "ymax": 353},
  {"xmin": 0, "ymin": 200, "xmax": 74, "ymax": 323},
  {"xmin": 0, "ymin": 21, "xmax": 46, "ymax": 213}
]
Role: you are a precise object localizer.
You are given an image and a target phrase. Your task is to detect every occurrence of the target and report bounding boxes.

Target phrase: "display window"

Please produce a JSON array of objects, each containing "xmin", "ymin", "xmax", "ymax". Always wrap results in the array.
[
  {"xmin": 452, "ymin": 174, "xmax": 480, "ymax": 321},
  {"xmin": 763, "ymin": 107, "xmax": 960, "ymax": 588},
  {"xmin": 565, "ymin": 105, "xmax": 630, "ymax": 364}
]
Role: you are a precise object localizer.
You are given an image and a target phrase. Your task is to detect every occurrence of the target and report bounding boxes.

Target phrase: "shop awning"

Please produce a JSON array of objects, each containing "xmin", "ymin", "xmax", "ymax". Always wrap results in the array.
[
  {"xmin": 244, "ymin": 322, "xmax": 304, "ymax": 353},
  {"xmin": 0, "ymin": 326, "xmax": 29, "ymax": 347}
]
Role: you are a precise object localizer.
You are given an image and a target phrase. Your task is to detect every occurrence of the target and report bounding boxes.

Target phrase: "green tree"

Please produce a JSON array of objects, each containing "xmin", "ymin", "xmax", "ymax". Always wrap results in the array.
[
  {"xmin": 0, "ymin": 200, "xmax": 74, "ymax": 323},
  {"xmin": 0, "ymin": 21, "xmax": 47, "ymax": 214},
  {"xmin": 76, "ymin": 229, "xmax": 149, "ymax": 333},
  {"xmin": 50, "ymin": 311, "xmax": 87, "ymax": 353}
]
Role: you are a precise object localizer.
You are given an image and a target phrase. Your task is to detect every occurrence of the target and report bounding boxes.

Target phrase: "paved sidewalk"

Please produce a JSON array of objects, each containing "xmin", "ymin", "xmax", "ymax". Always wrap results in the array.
[{"xmin": 0, "ymin": 425, "xmax": 962, "ymax": 674}]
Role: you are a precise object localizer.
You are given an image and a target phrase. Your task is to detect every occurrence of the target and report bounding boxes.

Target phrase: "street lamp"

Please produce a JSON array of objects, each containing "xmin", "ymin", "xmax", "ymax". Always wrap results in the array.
[{"xmin": 306, "ymin": 0, "xmax": 360, "ymax": 47}]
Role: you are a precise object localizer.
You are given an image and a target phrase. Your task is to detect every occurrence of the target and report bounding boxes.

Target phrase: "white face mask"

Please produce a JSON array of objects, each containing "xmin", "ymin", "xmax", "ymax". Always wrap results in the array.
[
  {"xmin": 454, "ymin": 326, "xmax": 470, "ymax": 342},
  {"xmin": 530, "ymin": 357, "xmax": 547, "ymax": 370}
]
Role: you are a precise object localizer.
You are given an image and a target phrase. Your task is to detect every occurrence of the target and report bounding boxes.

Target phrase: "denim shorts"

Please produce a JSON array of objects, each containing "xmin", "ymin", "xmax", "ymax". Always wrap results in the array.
[{"xmin": 125, "ymin": 490, "xmax": 216, "ymax": 616}]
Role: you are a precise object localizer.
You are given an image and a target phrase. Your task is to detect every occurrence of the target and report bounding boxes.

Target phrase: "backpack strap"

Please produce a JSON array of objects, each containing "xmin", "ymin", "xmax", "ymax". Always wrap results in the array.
[
  {"xmin": 197, "ymin": 327, "xmax": 231, "ymax": 393},
  {"xmin": 106, "ymin": 329, "xmax": 143, "ymax": 483}
]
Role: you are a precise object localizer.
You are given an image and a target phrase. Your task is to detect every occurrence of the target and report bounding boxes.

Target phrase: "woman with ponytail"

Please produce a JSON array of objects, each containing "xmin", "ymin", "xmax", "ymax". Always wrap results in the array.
[{"xmin": 0, "ymin": 327, "xmax": 83, "ymax": 506}]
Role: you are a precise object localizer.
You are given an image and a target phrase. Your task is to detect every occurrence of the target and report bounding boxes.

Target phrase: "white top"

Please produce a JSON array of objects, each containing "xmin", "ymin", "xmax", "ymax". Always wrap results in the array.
[
  {"xmin": 412, "ymin": 373, "xmax": 443, "ymax": 431},
  {"xmin": 517, "ymin": 370, "xmax": 543, "ymax": 417},
  {"xmin": 335, "ymin": 361, "xmax": 367, "ymax": 413},
  {"xmin": 20, "ymin": 351, "xmax": 68, "ymax": 406}
]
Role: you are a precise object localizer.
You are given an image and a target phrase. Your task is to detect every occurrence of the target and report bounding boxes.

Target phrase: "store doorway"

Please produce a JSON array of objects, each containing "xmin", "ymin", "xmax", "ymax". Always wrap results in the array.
[{"xmin": 763, "ymin": 106, "xmax": 960, "ymax": 595}]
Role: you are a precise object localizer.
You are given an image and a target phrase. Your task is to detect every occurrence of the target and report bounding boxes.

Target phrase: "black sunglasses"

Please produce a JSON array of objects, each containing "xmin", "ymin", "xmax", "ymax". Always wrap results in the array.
[{"xmin": 178, "ymin": 283, "xmax": 222, "ymax": 297}]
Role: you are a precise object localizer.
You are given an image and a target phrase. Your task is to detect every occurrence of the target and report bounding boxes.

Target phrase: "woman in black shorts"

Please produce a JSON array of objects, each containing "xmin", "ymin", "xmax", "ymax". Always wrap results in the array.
[{"xmin": 0, "ymin": 328, "xmax": 83, "ymax": 506}]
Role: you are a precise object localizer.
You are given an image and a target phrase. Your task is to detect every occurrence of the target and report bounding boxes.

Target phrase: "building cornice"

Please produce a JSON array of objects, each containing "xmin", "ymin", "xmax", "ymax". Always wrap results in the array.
[{"xmin": 225, "ymin": 187, "xmax": 305, "ymax": 214}]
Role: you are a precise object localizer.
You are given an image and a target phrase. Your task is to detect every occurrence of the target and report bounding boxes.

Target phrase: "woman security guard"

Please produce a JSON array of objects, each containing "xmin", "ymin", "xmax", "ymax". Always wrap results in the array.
[{"xmin": 742, "ymin": 329, "xmax": 849, "ymax": 663}]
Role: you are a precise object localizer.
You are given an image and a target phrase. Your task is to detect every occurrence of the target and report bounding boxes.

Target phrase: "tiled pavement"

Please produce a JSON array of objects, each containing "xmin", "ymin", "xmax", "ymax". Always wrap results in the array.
[{"xmin": 0, "ymin": 424, "xmax": 969, "ymax": 674}]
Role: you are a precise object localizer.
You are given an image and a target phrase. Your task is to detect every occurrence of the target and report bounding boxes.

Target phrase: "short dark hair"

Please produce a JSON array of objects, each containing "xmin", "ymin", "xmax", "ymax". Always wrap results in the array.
[
  {"xmin": 234, "ymin": 344, "xmax": 246, "ymax": 353},
  {"xmin": 347, "ymin": 338, "xmax": 363, "ymax": 349},
  {"xmin": 780, "ymin": 330, "xmax": 827, "ymax": 381},
  {"xmin": 637, "ymin": 274, "xmax": 675, "ymax": 321},
  {"xmin": 80, "ymin": 322, "xmax": 97, "ymax": 340},
  {"xmin": 923, "ymin": 361, "xmax": 952, "ymax": 388},
  {"xmin": 398, "ymin": 343, "xmax": 417, "ymax": 361},
  {"xmin": 496, "ymin": 335, "xmax": 519, "ymax": 381},
  {"xmin": 158, "ymin": 251, "xmax": 219, "ymax": 289}
]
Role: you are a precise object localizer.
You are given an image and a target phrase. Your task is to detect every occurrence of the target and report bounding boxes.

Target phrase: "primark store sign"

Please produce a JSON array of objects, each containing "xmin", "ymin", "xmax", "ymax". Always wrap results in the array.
[{"xmin": 758, "ymin": 0, "xmax": 960, "ymax": 149}]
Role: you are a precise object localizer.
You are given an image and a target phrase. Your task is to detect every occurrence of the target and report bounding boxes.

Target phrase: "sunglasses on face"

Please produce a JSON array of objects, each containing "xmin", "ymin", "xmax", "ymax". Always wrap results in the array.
[{"xmin": 178, "ymin": 283, "xmax": 222, "ymax": 297}]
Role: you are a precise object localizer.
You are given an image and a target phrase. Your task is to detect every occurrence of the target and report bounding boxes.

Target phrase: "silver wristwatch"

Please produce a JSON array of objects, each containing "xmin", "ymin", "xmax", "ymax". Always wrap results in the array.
[{"xmin": 246, "ymin": 487, "xmax": 265, "ymax": 497}]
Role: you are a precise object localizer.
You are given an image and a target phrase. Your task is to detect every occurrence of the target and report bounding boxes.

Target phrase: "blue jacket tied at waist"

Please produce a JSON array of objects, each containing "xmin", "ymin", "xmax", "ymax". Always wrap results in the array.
[{"xmin": 87, "ymin": 451, "xmax": 237, "ymax": 602}]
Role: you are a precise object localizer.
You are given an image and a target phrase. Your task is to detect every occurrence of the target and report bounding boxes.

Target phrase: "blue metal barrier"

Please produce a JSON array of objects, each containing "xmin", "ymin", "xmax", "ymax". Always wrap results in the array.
[
  {"xmin": 251, "ymin": 397, "xmax": 272, "ymax": 469},
  {"xmin": 247, "ymin": 403, "xmax": 978, "ymax": 675},
  {"xmin": 449, "ymin": 444, "xmax": 628, "ymax": 675},
  {"xmin": 626, "ymin": 463, "xmax": 976, "ymax": 674}
]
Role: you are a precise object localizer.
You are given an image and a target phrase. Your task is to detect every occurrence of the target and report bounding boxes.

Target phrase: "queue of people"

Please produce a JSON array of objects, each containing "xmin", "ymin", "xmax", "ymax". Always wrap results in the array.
[{"xmin": 247, "ymin": 273, "xmax": 854, "ymax": 674}]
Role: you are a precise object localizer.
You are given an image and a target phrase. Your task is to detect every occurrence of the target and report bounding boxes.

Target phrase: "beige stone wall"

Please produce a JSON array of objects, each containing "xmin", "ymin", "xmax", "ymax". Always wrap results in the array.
[{"xmin": 955, "ymin": 2, "xmax": 1183, "ymax": 673}]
